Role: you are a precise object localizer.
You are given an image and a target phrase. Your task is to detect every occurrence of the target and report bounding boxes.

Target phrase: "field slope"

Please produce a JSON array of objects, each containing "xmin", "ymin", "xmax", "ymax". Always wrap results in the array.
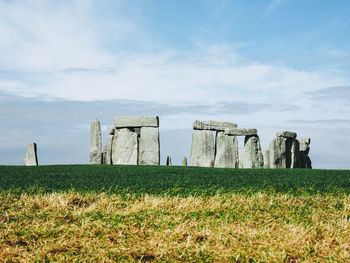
[{"xmin": 1, "ymin": 165, "xmax": 350, "ymax": 262}]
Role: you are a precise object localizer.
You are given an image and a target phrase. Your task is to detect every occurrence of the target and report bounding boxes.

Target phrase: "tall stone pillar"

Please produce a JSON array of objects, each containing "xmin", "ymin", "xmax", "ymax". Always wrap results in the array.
[
  {"xmin": 24, "ymin": 142, "xmax": 38, "ymax": 166},
  {"xmin": 138, "ymin": 127, "xmax": 160, "ymax": 165},
  {"xmin": 286, "ymin": 139, "xmax": 301, "ymax": 168},
  {"xmin": 240, "ymin": 135, "xmax": 263, "ymax": 168},
  {"xmin": 269, "ymin": 137, "xmax": 286, "ymax": 168},
  {"xmin": 262, "ymin": 149, "xmax": 270, "ymax": 168},
  {"xmin": 214, "ymin": 131, "xmax": 239, "ymax": 168},
  {"xmin": 90, "ymin": 119, "xmax": 102, "ymax": 164},
  {"xmin": 299, "ymin": 138, "xmax": 312, "ymax": 169},
  {"xmin": 190, "ymin": 130, "xmax": 215, "ymax": 167},
  {"xmin": 112, "ymin": 128, "xmax": 138, "ymax": 165}
]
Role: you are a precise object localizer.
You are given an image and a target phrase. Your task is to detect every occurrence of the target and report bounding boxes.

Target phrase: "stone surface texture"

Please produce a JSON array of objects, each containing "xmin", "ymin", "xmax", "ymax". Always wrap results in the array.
[
  {"xmin": 299, "ymin": 138, "xmax": 312, "ymax": 169},
  {"xmin": 114, "ymin": 116, "xmax": 159, "ymax": 128},
  {"xmin": 224, "ymin": 128, "xmax": 257, "ymax": 136},
  {"xmin": 182, "ymin": 157, "xmax": 187, "ymax": 166},
  {"xmin": 214, "ymin": 131, "xmax": 239, "ymax": 168},
  {"xmin": 269, "ymin": 137, "xmax": 286, "ymax": 168},
  {"xmin": 104, "ymin": 135, "xmax": 114, "ymax": 165},
  {"xmin": 262, "ymin": 149, "xmax": 270, "ymax": 168},
  {"xmin": 107, "ymin": 126, "xmax": 115, "ymax": 135},
  {"xmin": 166, "ymin": 156, "xmax": 172, "ymax": 166},
  {"xmin": 286, "ymin": 139, "xmax": 300, "ymax": 168},
  {"xmin": 24, "ymin": 142, "xmax": 38, "ymax": 166},
  {"xmin": 138, "ymin": 127, "xmax": 160, "ymax": 165},
  {"xmin": 193, "ymin": 120, "xmax": 238, "ymax": 131},
  {"xmin": 240, "ymin": 135, "xmax": 263, "ymax": 168},
  {"xmin": 276, "ymin": 131, "xmax": 297, "ymax": 139},
  {"xmin": 190, "ymin": 130, "xmax": 215, "ymax": 167},
  {"xmin": 112, "ymin": 128, "xmax": 138, "ymax": 165},
  {"xmin": 238, "ymin": 150, "xmax": 244, "ymax": 168},
  {"xmin": 90, "ymin": 119, "xmax": 102, "ymax": 164}
]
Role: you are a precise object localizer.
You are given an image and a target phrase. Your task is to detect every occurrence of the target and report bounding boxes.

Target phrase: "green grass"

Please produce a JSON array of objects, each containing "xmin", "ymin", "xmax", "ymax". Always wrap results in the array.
[{"xmin": 0, "ymin": 165, "xmax": 350, "ymax": 195}]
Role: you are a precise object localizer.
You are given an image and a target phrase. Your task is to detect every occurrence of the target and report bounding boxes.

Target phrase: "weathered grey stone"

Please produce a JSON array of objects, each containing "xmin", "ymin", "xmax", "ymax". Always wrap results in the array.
[
  {"xmin": 112, "ymin": 128, "xmax": 138, "ymax": 165},
  {"xmin": 138, "ymin": 127, "xmax": 160, "ymax": 165},
  {"xmin": 276, "ymin": 131, "xmax": 297, "ymax": 139},
  {"xmin": 269, "ymin": 137, "xmax": 286, "ymax": 168},
  {"xmin": 182, "ymin": 157, "xmax": 187, "ymax": 166},
  {"xmin": 24, "ymin": 142, "xmax": 38, "ymax": 166},
  {"xmin": 193, "ymin": 120, "xmax": 238, "ymax": 131},
  {"xmin": 90, "ymin": 119, "xmax": 102, "ymax": 164},
  {"xmin": 104, "ymin": 135, "xmax": 114, "ymax": 165},
  {"xmin": 102, "ymin": 144, "xmax": 107, "ymax": 164},
  {"xmin": 166, "ymin": 156, "xmax": 172, "ymax": 166},
  {"xmin": 107, "ymin": 126, "xmax": 115, "ymax": 135},
  {"xmin": 240, "ymin": 135, "xmax": 263, "ymax": 168},
  {"xmin": 214, "ymin": 131, "xmax": 238, "ymax": 168},
  {"xmin": 114, "ymin": 116, "xmax": 159, "ymax": 128},
  {"xmin": 286, "ymin": 139, "xmax": 300, "ymax": 168},
  {"xmin": 262, "ymin": 149, "xmax": 270, "ymax": 168},
  {"xmin": 190, "ymin": 130, "xmax": 215, "ymax": 167},
  {"xmin": 299, "ymin": 138, "xmax": 312, "ymax": 169},
  {"xmin": 224, "ymin": 128, "xmax": 257, "ymax": 136},
  {"xmin": 238, "ymin": 150, "xmax": 244, "ymax": 168}
]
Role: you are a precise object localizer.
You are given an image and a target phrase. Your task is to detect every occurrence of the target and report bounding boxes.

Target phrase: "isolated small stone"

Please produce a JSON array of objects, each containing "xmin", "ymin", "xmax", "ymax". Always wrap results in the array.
[
  {"xmin": 190, "ymin": 130, "xmax": 215, "ymax": 167},
  {"xmin": 166, "ymin": 156, "xmax": 172, "ymax": 166},
  {"xmin": 182, "ymin": 157, "xmax": 187, "ymax": 166},
  {"xmin": 24, "ymin": 142, "xmax": 38, "ymax": 166}
]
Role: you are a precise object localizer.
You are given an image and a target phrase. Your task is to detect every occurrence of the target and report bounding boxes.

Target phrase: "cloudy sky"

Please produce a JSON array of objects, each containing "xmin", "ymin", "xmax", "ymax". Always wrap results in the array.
[{"xmin": 1, "ymin": 0, "xmax": 350, "ymax": 168}]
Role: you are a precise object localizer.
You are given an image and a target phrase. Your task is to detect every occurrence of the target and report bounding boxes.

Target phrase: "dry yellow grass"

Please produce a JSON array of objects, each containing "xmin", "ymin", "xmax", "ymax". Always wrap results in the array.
[{"xmin": 1, "ymin": 191, "xmax": 350, "ymax": 262}]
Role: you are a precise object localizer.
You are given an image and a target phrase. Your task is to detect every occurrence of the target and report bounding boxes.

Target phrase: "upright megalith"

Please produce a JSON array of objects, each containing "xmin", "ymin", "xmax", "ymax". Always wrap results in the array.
[
  {"xmin": 24, "ymin": 142, "xmax": 38, "ymax": 166},
  {"xmin": 286, "ymin": 139, "xmax": 300, "ymax": 168},
  {"xmin": 190, "ymin": 130, "xmax": 215, "ymax": 167},
  {"xmin": 182, "ymin": 157, "xmax": 188, "ymax": 166},
  {"xmin": 90, "ymin": 119, "xmax": 102, "ymax": 164},
  {"xmin": 240, "ymin": 135, "xmax": 263, "ymax": 168},
  {"xmin": 104, "ymin": 135, "xmax": 114, "ymax": 165},
  {"xmin": 214, "ymin": 131, "xmax": 239, "ymax": 168},
  {"xmin": 112, "ymin": 128, "xmax": 138, "ymax": 165},
  {"xmin": 262, "ymin": 149, "xmax": 270, "ymax": 168},
  {"xmin": 269, "ymin": 137, "xmax": 286, "ymax": 168},
  {"xmin": 138, "ymin": 127, "xmax": 160, "ymax": 165},
  {"xmin": 166, "ymin": 155, "xmax": 172, "ymax": 166},
  {"xmin": 299, "ymin": 138, "xmax": 312, "ymax": 169}
]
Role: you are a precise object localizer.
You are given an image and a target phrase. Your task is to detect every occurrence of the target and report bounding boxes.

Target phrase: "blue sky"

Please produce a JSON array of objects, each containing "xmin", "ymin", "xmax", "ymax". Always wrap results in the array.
[{"xmin": 0, "ymin": 0, "xmax": 350, "ymax": 168}]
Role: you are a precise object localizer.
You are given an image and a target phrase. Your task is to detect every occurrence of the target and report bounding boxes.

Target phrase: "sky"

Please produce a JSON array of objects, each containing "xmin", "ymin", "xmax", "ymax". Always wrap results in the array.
[{"xmin": 0, "ymin": 0, "xmax": 350, "ymax": 168}]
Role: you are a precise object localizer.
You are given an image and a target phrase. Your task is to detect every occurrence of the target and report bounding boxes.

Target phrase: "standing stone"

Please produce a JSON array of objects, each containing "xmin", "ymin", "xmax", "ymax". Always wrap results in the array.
[
  {"xmin": 166, "ymin": 156, "xmax": 172, "ymax": 166},
  {"xmin": 182, "ymin": 157, "xmax": 187, "ymax": 166},
  {"xmin": 269, "ymin": 137, "xmax": 286, "ymax": 168},
  {"xmin": 214, "ymin": 132, "xmax": 238, "ymax": 168},
  {"xmin": 102, "ymin": 144, "xmax": 107, "ymax": 164},
  {"xmin": 262, "ymin": 149, "xmax": 270, "ymax": 168},
  {"xmin": 104, "ymin": 135, "xmax": 114, "ymax": 165},
  {"xmin": 240, "ymin": 135, "xmax": 263, "ymax": 168},
  {"xmin": 138, "ymin": 127, "xmax": 160, "ymax": 165},
  {"xmin": 238, "ymin": 150, "xmax": 244, "ymax": 168},
  {"xmin": 286, "ymin": 139, "xmax": 301, "ymax": 168},
  {"xmin": 24, "ymin": 142, "xmax": 38, "ymax": 166},
  {"xmin": 90, "ymin": 119, "xmax": 102, "ymax": 164},
  {"xmin": 112, "ymin": 128, "xmax": 138, "ymax": 165},
  {"xmin": 299, "ymin": 138, "xmax": 312, "ymax": 169},
  {"xmin": 190, "ymin": 130, "xmax": 215, "ymax": 167}
]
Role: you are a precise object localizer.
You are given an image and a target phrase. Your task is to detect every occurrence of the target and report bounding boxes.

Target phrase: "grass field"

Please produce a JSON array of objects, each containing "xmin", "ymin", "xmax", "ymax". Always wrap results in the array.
[{"xmin": 1, "ymin": 165, "xmax": 350, "ymax": 262}]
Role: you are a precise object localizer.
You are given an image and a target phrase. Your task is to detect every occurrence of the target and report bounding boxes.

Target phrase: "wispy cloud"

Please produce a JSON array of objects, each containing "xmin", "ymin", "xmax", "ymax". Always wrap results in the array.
[{"xmin": 264, "ymin": 0, "xmax": 286, "ymax": 15}]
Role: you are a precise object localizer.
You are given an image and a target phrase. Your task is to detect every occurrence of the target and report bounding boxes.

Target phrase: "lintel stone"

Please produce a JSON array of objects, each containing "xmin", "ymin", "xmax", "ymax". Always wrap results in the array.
[
  {"xmin": 114, "ymin": 116, "xmax": 159, "ymax": 128},
  {"xmin": 225, "ymin": 128, "xmax": 257, "ymax": 136},
  {"xmin": 193, "ymin": 120, "xmax": 238, "ymax": 131},
  {"xmin": 276, "ymin": 131, "xmax": 297, "ymax": 139}
]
